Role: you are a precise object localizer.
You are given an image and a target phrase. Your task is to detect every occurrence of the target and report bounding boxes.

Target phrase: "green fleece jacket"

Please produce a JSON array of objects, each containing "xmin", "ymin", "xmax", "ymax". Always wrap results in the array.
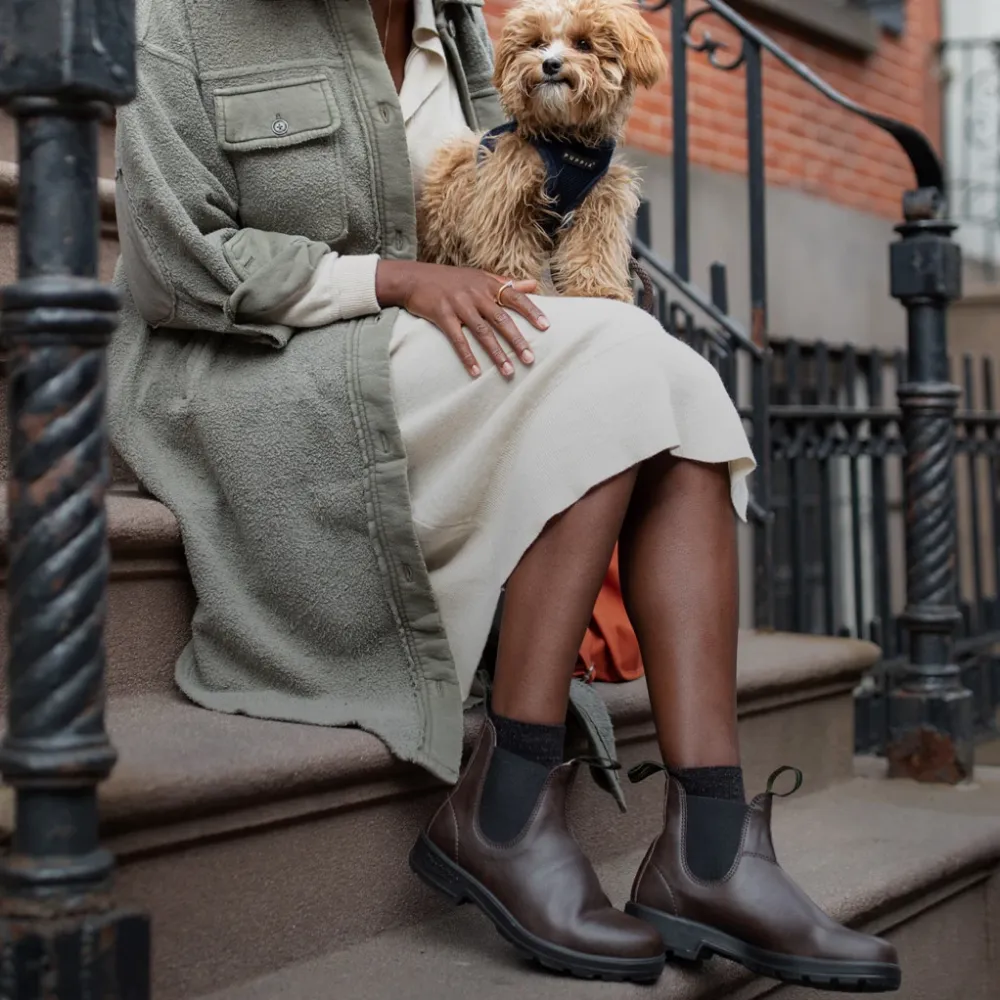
[{"xmin": 109, "ymin": 0, "xmax": 503, "ymax": 782}]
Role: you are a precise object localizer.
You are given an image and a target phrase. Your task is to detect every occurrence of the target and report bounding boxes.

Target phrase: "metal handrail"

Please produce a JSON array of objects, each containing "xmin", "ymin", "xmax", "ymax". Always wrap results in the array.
[
  {"xmin": 639, "ymin": 0, "xmax": 945, "ymax": 204},
  {"xmin": 632, "ymin": 236, "xmax": 762, "ymax": 357}
]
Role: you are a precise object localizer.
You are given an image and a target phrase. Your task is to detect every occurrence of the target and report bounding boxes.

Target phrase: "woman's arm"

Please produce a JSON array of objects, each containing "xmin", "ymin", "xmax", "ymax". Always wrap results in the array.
[{"xmin": 116, "ymin": 44, "xmax": 350, "ymax": 348}]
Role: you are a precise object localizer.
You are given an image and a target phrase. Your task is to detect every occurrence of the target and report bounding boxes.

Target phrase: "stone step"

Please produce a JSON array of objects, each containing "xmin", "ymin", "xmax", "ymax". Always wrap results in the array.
[
  {"xmin": 0, "ymin": 489, "xmax": 879, "ymax": 998},
  {"xmin": 194, "ymin": 768, "xmax": 1000, "ymax": 1000},
  {"xmin": 0, "ymin": 489, "xmax": 874, "ymax": 719},
  {"xmin": 0, "ymin": 613, "xmax": 874, "ymax": 998}
]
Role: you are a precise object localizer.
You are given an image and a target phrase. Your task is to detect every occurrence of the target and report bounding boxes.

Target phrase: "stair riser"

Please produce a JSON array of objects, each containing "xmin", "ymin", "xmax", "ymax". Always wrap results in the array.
[{"xmin": 114, "ymin": 686, "xmax": 856, "ymax": 1000}]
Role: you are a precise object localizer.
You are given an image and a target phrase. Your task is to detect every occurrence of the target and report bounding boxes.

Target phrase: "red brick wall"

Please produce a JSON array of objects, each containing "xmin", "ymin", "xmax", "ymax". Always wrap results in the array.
[{"xmin": 483, "ymin": 0, "xmax": 943, "ymax": 220}]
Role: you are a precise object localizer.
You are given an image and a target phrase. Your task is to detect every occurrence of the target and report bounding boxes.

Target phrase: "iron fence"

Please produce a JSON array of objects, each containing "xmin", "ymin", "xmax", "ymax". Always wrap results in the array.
[
  {"xmin": 766, "ymin": 341, "xmax": 1000, "ymax": 752},
  {"xmin": 634, "ymin": 0, "xmax": 976, "ymax": 780}
]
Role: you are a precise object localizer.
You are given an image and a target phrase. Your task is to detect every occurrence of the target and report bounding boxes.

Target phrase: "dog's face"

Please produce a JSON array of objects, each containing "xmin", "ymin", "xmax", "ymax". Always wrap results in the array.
[{"xmin": 493, "ymin": 0, "xmax": 667, "ymax": 139}]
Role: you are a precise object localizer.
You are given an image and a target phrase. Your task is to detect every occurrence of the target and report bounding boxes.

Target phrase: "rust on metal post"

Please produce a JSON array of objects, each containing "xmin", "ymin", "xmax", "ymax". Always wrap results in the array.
[
  {"xmin": 886, "ymin": 188, "xmax": 973, "ymax": 784},
  {"xmin": 0, "ymin": 0, "xmax": 149, "ymax": 995}
]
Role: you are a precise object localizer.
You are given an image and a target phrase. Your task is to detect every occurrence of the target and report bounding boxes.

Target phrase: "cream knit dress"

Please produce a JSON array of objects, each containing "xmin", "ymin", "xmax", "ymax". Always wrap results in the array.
[{"xmin": 272, "ymin": 0, "xmax": 756, "ymax": 698}]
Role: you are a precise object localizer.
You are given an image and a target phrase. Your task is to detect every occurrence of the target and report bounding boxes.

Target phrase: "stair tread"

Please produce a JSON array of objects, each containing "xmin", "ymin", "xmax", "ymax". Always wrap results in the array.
[
  {"xmin": 0, "ymin": 630, "xmax": 875, "ymax": 838},
  {"xmin": 196, "ymin": 771, "xmax": 1000, "ymax": 1000},
  {"xmin": 97, "ymin": 629, "xmax": 876, "ymax": 829}
]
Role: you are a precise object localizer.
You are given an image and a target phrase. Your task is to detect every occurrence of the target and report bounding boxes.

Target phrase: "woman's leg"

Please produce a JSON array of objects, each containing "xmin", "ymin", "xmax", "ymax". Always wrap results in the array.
[
  {"xmin": 618, "ymin": 453, "xmax": 740, "ymax": 769},
  {"xmin": 412, "ymin": 469, "xmax": 667, "ymax": 984},
  {"xmin": 490, "ymin": 468, "xmax": 637, "ymax": 724},
  {"xmin": 491, "ymin": 451, "xmax": 741, "ymax": 778},
  {"xmin": 613, "ymin": 458, "xmax": 898, "ymax": 990}
]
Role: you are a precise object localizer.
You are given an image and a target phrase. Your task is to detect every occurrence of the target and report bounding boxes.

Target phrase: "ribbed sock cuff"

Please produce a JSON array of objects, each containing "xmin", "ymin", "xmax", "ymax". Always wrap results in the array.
[
  {"xmin": 671, "ymin": 764, "xmax": 745, "ymax": 802},
  {"xmin": 490, "ymin": 711, "xmax": 565, "ymax": 769}
]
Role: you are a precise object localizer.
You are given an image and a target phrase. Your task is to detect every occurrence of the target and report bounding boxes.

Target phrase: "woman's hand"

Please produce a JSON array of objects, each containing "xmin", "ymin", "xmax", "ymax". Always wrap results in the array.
[{"xmin": 376, "ymin": 260, "xmax": 549, "ymax": 379}]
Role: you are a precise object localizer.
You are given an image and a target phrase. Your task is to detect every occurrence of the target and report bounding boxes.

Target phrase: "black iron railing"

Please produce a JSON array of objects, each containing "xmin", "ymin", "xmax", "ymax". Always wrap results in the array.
[
  {"xmin": 0, "ymin": 0, "xmax": 148, "ymax": 996},
  {"xmin": 764, "ymin": 341, "xmax": 1000, "ymax": 754},
  {"xmin": 633, "ymin": 0, "xmax": 975, "ymax": 781},
  {"xmin": 940, "ymin": 38, "xmax": 1000, "ymax": 280}
]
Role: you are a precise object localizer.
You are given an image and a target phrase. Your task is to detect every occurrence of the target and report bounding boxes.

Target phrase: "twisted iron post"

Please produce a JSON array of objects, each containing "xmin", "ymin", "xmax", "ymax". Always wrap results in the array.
[
  {"xmin": 887, "ymin": 192, "xmax": 972, "ymax": 783},
  {"xmin": 0, "ymin": 0, "xmax": 149, "ymax": 994}
]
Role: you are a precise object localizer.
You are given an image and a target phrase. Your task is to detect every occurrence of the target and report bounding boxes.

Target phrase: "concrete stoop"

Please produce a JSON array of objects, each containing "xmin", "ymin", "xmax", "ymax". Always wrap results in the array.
[
  {"xmin": 89, "ymin": 628, "xmax": 871, "ymax": 1000},
  {"xmin": 0, "ymin": 483, "xmax": 995, "ymax": 1000},
  {"xmin": 195, "ymin": 771, "xmax": 1000, "ymax": 1000}
]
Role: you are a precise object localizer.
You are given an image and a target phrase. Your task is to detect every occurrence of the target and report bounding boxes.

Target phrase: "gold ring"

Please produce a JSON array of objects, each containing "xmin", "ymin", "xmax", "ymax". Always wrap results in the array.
[{"xmin": 495, "ymin": 279, "xmax": 516, "ymax": 306}]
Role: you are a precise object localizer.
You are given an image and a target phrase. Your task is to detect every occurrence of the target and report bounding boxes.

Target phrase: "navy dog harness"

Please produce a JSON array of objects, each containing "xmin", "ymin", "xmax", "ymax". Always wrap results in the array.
[{"xmin": 477, "ymin": 121, "xmax": 616, "ymax": 238}]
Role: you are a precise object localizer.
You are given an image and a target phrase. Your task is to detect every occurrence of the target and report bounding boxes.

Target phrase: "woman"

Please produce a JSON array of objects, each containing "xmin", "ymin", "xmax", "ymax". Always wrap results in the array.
[{"xmin": 111, "ymin": 0, "xmax": 900, "ymax": 990}]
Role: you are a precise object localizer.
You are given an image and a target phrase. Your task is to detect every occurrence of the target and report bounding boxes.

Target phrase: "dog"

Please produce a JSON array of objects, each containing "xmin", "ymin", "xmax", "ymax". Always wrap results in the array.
[{"xmin": 417, "ymin": 0, "xmax": 667, "ymax": 302}]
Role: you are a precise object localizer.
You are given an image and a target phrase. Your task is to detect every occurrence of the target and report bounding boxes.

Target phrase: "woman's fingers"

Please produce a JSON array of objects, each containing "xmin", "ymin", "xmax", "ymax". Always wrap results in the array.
[
  {"xmin": 456, "ymin": 302, "xmax": 514, "ymax": 378},
  {"xmin": 487, "ymin": 276, "xmax": 547, "ymax": 330},
  {"xmin": 489, "ymin": 274, "xmax": 538, "ymax": 292},
  {"xmin": 476, "ymin": 292, "xmax": 535, "ymax": 365},
  {"xmin": 437, "ymin": 309, "xmax": 482, "ymax": 378},
  {"xmin": 501, "ymin": 288, "xmax": 549, "ymax": 331},
  {"xmin": 410, "ymin": 268, "xmax": 549, "ymax": 377}
]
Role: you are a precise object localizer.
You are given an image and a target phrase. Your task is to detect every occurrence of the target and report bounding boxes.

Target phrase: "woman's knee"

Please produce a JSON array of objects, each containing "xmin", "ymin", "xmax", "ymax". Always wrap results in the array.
[
  {"xmin": 583, "ymin": 297, "xmax": 665, "ymax": 342},
  {"xmin": 525, "ymin": 295, "xmax": 665, "ymax": 351}
]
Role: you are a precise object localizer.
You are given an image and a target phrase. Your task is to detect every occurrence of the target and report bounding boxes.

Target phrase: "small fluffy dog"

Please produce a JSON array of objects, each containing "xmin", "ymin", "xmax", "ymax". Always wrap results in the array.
[{"xmin": 418, "ymin": 0, "xmax": 667, "ymax": 302}]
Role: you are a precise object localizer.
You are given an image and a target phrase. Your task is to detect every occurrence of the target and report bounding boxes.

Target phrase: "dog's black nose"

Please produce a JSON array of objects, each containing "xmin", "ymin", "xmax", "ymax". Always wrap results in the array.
[{"xmin": 542, "ymin": 57, "xmax": 563, "ymax": 77}]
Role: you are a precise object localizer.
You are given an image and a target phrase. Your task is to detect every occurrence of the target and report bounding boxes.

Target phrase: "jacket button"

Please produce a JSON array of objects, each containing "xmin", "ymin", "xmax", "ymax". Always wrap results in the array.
[{"xmin": 272, "ymin": 117, "xmax": 289, "ymax": 136}]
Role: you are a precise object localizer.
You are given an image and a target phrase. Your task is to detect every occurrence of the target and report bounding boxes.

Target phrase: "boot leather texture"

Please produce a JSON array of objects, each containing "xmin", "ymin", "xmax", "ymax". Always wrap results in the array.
[
  {"xmin": 425, "ymin": 720, "xmax": 663, "ymax": 961},
  {"xmin": 630, "ymin": 774, "xmax": 899, "ymax": 966}
]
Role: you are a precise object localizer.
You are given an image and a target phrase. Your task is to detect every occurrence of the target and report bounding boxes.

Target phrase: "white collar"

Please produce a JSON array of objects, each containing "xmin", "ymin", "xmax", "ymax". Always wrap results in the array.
[
  {"xmin": 412, "ymin": 0, "xmax": 441, "ymax": 49},
  {"xmin": 399, "ymin": 0, "xmax": 448, "ymax": 124}
]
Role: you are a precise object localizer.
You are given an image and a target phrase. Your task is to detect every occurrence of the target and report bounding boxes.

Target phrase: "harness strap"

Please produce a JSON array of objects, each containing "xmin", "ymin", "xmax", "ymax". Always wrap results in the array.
[{"xmin": 477, "ymin": 121, "xmax": 616, "ymax": 237}]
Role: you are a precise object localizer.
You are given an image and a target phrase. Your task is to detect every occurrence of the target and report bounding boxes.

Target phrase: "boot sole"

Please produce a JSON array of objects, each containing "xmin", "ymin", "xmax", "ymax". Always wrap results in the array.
[
  {"xmin": 626, "ymin": 902, "xmax": 901, "ymax": 993},
  {"xmin": 409, "ymin": 833, "xmax": 665, "ymax": 983}
]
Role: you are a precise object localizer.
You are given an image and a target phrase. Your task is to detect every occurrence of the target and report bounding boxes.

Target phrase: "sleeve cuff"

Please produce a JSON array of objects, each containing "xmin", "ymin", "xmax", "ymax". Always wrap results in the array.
[
  {"xmin": 260, "ymin": 253, "xmax": 381, "ymax": 328},
  {"xmin": 329, "ymin": 254, "xmax": 381, "ymax": 320}
]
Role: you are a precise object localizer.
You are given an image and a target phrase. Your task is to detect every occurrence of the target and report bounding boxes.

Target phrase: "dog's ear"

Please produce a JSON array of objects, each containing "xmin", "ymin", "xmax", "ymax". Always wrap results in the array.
[
  {"xmin": 492, "ymin": 22, "xmax": 521, "ymax": 91},
  {"xmin": 620, "ymin": 12, "xmax": 667, "ymax": 89}
]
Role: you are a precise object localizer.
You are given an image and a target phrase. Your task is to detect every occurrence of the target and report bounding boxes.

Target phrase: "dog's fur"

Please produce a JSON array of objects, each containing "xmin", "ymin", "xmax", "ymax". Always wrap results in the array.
[{"xmin": 418, "ymin": 0, "xmax": 667, "ymax": 301}]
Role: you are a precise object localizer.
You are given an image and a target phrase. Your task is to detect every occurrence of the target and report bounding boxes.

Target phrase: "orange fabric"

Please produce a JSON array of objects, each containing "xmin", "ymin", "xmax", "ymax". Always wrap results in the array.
[{"xmin": 575, "ymin": 544, "xmax": 644, "ymax": 683}]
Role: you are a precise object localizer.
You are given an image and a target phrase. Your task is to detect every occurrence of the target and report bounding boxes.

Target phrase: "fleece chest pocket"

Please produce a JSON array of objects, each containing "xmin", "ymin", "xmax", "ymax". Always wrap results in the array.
[{"xmin": 214, "ymin": 76, "xmax": 347, "ymax": 243}]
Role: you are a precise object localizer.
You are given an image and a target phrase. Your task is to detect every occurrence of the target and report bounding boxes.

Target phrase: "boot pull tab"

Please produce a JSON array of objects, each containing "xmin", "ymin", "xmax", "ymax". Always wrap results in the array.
[
  {"xmin": 766, "ymin": 765, "xmax": 804, "ymax": 797},
  {"xmin": 626, "ymin": 761, "xmax": 668, "ymax": 784}
]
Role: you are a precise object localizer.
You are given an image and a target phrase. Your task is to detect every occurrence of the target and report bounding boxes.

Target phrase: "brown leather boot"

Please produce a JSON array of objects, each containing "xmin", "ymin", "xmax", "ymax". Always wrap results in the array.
[
  {"xmin": 409, "ymin": 720, "xmax": 665, "ymax": 982},
  {"xmin": 626, "ymin": 765, "xmax": 901, "ymax": 992}
]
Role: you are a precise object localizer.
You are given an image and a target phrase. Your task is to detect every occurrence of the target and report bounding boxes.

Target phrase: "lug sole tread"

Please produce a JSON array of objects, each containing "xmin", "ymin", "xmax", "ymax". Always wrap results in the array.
[{"xmin": 626, "ymin": 902, "xmax": 901, "ymax": 993}]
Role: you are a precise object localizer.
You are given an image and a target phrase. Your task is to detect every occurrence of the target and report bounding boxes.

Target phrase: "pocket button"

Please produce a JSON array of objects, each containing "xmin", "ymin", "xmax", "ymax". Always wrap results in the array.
[{"xmin": 272, "ymin": 117, "xmax": 289, "ymax": 136}]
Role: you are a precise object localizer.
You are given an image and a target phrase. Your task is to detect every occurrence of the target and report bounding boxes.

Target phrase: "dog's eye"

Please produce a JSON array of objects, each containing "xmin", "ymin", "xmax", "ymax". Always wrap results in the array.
[
  {"xmin": 531, "ymin": 37, "xmax": 546, "ymax": 49},
  {"xmin": 574, "ymin": 38, "xmax": 592, "ymax": 52}
]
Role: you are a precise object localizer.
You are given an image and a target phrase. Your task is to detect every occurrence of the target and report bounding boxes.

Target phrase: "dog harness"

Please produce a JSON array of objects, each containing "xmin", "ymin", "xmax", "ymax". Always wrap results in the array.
[{"xmin": 477, "ymin": 121, "xmax": 616, "ymax": 237}]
